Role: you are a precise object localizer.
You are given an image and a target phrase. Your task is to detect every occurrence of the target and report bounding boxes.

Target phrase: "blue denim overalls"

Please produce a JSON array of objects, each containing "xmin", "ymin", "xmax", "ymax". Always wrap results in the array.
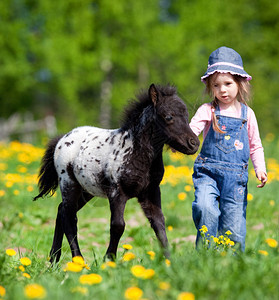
[{"xmin": 192, "ymin": 103, "xmax": 249, "ymax": 251}]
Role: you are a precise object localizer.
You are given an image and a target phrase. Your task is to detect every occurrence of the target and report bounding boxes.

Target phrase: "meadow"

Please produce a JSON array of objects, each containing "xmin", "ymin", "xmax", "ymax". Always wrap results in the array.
[{"xmin": 0, "ymin": 135, "xmax": 278, "ymax": 300}]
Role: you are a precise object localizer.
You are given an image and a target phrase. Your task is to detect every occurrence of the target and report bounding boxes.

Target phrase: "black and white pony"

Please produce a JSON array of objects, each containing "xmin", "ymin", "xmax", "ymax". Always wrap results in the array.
[{"xmin": 34, "ymin": 84, "xmax": 199, "ymax": 263}]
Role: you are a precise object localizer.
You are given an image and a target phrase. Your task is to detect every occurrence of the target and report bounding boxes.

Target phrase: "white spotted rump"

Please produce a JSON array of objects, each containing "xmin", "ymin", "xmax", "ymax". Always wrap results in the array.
[{"xmin": 54, "ymin": 126, "xmax": 133, "ymax": 197}]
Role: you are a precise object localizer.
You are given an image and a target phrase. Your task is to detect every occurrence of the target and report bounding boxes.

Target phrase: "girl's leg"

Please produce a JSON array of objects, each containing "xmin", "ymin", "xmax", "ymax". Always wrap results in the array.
[
  {"xmin": 219, "ymin": 171, "xmax": 248, "ymax": 251},
  {"xmin": 192, "ymin": 169, "xmax": 220, "ymax": 247}
]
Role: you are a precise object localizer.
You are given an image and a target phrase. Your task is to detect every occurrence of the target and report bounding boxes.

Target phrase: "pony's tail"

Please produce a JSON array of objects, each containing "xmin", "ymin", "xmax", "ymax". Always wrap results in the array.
[{"xmin": 33, "ymin": 135, "xmax": 63, "ymax": 201}]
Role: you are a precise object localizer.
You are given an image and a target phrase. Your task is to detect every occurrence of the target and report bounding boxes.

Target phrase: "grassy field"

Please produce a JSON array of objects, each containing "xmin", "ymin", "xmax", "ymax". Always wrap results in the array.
[{"xmin": 0, "ymin": 136, "xmax": 278, "ymax": 300}]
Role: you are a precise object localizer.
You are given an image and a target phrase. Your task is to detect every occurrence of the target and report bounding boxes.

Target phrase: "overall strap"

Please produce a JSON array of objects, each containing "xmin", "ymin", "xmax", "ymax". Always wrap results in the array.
[{"xmin": 241, "ymin": 103, "xmax": 248, "ymax": 121}]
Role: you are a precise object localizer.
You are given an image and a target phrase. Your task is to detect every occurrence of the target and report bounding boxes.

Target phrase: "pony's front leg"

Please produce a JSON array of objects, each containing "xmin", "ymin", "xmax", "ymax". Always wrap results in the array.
[
  {"xmin": 139, "ymin": 186, "xmax": 170, "ymax": 258},
  {"xmin": 105, "ymin": 195, "xmax": 128, "ymax": 260}
]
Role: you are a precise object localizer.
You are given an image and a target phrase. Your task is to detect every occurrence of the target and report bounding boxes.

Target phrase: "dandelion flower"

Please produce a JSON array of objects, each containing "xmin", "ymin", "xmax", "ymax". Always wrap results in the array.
[
  {"xmin": 177, "ymin": 291, "xmax": 195, "ymax": 300},
  {"xmin": 6, "ymin": 248, "xmax": 16, "ymax": 256},
  {"xmin": 0, "ymin": 190, "xmax": 5, "ymax": 197},
  {"xmin": 24, "ymin": 283, "xmax": 46, "ymax": 299},
  {"xmin": 19, "ymin": 265, "xmax": 25, "ymax": 272},
  {"xmin": 269, "ymin": 200, "xmax": 275, "ymax": 206},
  {"xmin": 225, "ymin": 230, "xmax": 232, "ymax": 235},
  {"xmin": 23, "ymin": 273, "xmax": 31, "ymax": 279},
  {"xmin": 64, "ymin": 262, "xmax": 83, "ymax": 273},
  {"xmin": 71, "ymin": 286, "xmax": 88, "ymax": 296},
  {"xmin": 258, "ymin": 250, "xmax": 268, "ymax": 256},
  {"xmin": 199, "ymin": 225, "xmax": 208, "ymax": 233},
  {"xmin": 247, "ymin": 193, "xmax": 253, "ymax": 201},
  {"xmin": 165, "ymin": 259, "xmax": 171, "ymax": 267},
  {"xmin": 167, "ymin": 225, "xmax": 173, "ymax": 231},
  {"xmin": 123, "ymin": 244, "xmax": 133, "ymax": 250},
  {"xmin": 141, "ymin": 268, "xmax": 155, "ymax": 279},
  {"xmin": 147, "ymin": 250, "xmax": 155, "ymax": 260},
  {"xmin": 124, "ymin": 286, "xmax": 143, "ymax": 300},
  {"xmin": 159, "ymin": 281, "xmax": 170, "ymax": 291},
  {"xmin": 122, "ymin": 252, "xmax": 136, "ymax": 262},
  {"xmin": 0, "ymin": 286, "xmax": 6, "ymax": 297},
  {"xmin": 101, "ymin": 261, "xmax": 116, "ymax": 269},
  {"xmin": 79, "ymin": 273, "xmax": 102, "ymax": 285},
  {"xmin": 184, "ymin": 185, "xmax": 192, "ymax": 192},
  {"xmin": 131, "ymin": 265, "xmax": 146, "ymax": 277},
  {"xmin": 178, "ymin": 192, "xmax": 186, "ymax": 201},
  {"xmin": 265, "ymin": 238, "xmax": 278, "ymax": 248},
  {"xmin": 213, "ymin": 237, "xmax": 219, "ymax": 244},
  {"xmin": 20, "ymin": 257, "xmax": 31, "ymax": 266},
  {"xmin": 27, "ymin": 186, "xmax": 34, "ymax": 192}
]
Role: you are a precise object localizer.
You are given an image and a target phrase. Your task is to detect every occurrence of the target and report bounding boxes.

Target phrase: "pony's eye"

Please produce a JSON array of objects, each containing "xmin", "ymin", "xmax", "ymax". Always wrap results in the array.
[{"xmin": 165, "ymin": 115, "xmax": 173, "ymax": 122}]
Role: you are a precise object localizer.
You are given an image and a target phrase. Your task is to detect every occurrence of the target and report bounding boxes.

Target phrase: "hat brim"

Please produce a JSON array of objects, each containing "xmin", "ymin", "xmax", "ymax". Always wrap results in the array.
[{"xmin": 201, "ymin": 65, "xmax": 252, "ymax": 83}]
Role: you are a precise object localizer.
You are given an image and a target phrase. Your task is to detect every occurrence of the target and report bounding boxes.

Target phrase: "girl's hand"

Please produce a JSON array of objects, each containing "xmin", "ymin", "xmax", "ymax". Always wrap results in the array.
[{"xmin": 256, "ymin": 171, "xmax": 267, "ymax": 188}]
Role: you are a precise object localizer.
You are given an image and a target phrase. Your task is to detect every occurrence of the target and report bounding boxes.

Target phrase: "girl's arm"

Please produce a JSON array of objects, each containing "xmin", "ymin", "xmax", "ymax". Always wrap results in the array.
[
  {"xmin": 247, "ymin": 108, "xmax": 267, "ymax": 187},
  {"xmin": 189, "ymin": 103, "xmax": 212, "ymax": 136}
]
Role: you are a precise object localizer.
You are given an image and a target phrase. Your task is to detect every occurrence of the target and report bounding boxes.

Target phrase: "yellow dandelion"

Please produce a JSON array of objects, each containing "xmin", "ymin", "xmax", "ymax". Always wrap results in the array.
[
  {"xmin": 265, "ymin": 238, "xmax": 278, "ymax": 248},
  {"xmin": 23, "ymin": 273, "xmax": 31, "ymax": 279},
  {"xmin": 199, "ymin": 225, "xmax": 208, "ymax": 233},
  {"xmin": 123, "ymin": 244, "xmax": 133, "ymax": 250},
  {"xmin": 0, "ymin": 286, "xmax": 6, "ymax": 297},
  {"xmin": 6, "ymin": 248, "xmax": 17, "ymax": 256},
  {"xmin": 63, "ymin": 262, "xmax": 83, "ymax": 273},
  {"xmin": 27, "ymin": 186, "xmax": 34, "ymax": 192},
  {"xmin": 159, "ymin": 281, "xmax": 171, "ymax": 291},
  {"xmin": 79, "ymin": 273, "xmax": 102, "ymax": 285},
  {"xmin": 122, "ymin": 252, "xmax": 136, "ymax": 262},
  {"xmin": 147, "ymin": 250, "xmax": 155, "ymax": 260},
  {"xmin": 124, "ymin": 286, "xmax": 143, "ymax": 300},
  {"xmin": 24, "ymin": 283, "xmax": 46, "ymax": 299},
  {"xmin": 72, "ymin": 256, "xmax": 85, "ymax": 266},
  {"xmin": 141, "ymin": 268, "xmax": 155, "ymax": 279},
  {"xmin": 0, "ymin": 190, "xmax": 5, "ymax": 197},
  {"xmin": 19, "ymin": 265, "xmax": 25, "ymax": 272},
  {"xmin": 269, "ymin": 200, "xmax": 275, "ymax": 206},
  {"xmin": 167, "ymin": 225, "xmax": 173, "ymax": 231},
  {"xmin": 101, "ymin": 261, "xmax": 117, "ymax": 269},
  {"xmin": 18, "ymin": 212, "xmax": 24, "ymax": 218},
  {"xmin": 184, "ymin": 185, "xmax": 192, "ymax": 192},
  {"xmin": 17, "ymin": 166, "xmax": 28, "ymax": 173},
  {"xmin": 131, "ymin": 265, "xmax": 146, "ymax": 277},
  {"xmin": 178, "ymin": 192, "xmax": 187, "ymax": 201},
  {"xmin": 247, "ymin": 193, "xmax": 253, "ymax": 201},
  {"xmin": 71, "ymin": 286, "xmax": 88, "ymax": 295},
  {"xmin": 225, "ymin": 230, "xmax": 232, "ymax": 235},
  {"xmin": 213, "ymin": 237, "xmax": 219, "ymax": 244},
  {"xmin": 6, "ymin": 181, "xmax": 13, "ymax": 188},
  {"xmin": 165, "ymin": 259, "xmax": 171, "ymax": 267},
  {"xmin": 20, "ymin": 257, "xmax": 31, "ymax": 266},
  {"xmin": 177, "ymin": 292, "xmax": 195, "ymax": 300},
  {"xmin": 258, "ymin": 250, "xmax": 269, "ymax": 256},
  {"xmin": 13, "ymin": 190, "xmax": 20, "ymax": 196}
]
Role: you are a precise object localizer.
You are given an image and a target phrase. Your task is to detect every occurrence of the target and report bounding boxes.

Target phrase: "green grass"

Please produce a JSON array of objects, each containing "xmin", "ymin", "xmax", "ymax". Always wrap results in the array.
[{"xmin": 0, "ymin": 140, "xmax": 278, "ymax": 300}]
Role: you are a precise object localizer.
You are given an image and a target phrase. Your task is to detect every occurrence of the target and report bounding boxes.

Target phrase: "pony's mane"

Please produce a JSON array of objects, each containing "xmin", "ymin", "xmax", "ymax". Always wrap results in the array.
[{"xmin": 120, "ymin": 84, "xmax": 177, "ymax": 130}]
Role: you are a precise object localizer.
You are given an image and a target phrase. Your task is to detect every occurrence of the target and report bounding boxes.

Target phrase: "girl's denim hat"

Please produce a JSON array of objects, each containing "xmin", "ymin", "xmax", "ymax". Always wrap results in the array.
[{"xmin": 201, "ymin": 46, "xmax": 252, "ymax": 83}]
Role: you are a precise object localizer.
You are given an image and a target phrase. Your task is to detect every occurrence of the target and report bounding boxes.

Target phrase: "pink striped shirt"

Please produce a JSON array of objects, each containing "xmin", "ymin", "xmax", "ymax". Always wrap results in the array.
[{"xmin": 190, "ymin": 103, "xmax": 266, "ymax": 174}]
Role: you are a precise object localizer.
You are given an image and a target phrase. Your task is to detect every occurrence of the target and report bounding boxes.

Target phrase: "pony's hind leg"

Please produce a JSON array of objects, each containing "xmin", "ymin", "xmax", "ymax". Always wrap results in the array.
[{"xmin": 50, "ymin": 188, "xmax": 92, "ymax": 263}]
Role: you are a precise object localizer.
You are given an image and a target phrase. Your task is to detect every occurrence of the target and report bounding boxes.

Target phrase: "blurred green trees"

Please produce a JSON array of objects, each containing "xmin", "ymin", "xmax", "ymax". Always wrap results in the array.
[{"xmin": 0, "ymin": 0, "xmax": 278, "ymax": 134}]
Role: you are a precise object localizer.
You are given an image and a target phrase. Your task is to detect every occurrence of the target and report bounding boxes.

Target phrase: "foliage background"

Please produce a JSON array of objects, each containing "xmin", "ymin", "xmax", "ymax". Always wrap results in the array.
[{"xmin": 0, "ymin": 0, "xmax": 278, "ymax": 134}]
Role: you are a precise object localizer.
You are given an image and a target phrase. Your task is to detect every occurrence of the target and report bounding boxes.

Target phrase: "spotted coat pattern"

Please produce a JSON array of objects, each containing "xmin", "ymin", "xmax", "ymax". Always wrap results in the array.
[{"xmin": 55, "ymin": 126, "xmax": 133, "ymax": 198}]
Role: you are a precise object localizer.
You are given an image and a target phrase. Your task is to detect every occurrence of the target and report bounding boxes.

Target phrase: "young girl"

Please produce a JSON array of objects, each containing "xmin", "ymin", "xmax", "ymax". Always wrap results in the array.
[{"xmin": 190, "ymin": 46, "xmax": 267, "ymax": 251}]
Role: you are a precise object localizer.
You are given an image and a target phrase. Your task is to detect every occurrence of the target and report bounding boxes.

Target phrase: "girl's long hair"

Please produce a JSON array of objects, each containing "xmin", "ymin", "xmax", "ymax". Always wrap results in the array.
[{"xmin": 204, "ymin": 73, "xmax": 251, "ymax": 133}]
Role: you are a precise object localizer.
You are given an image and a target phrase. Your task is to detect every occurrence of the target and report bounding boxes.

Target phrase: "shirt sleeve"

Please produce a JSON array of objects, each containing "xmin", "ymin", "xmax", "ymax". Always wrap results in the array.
[
  {"xmin": 247, "ymin": 107, "xmax": 266, "ymax": 174},
  {"xmin": 189, "ymin": 103, "xmax": 212, "ymax": 137}
]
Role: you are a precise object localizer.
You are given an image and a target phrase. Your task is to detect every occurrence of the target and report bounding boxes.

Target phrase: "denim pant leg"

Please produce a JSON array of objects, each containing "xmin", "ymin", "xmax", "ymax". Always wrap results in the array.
[
  {"xmin": 218, "ymin": 169, "xmax": 248, "ymax": 251},
  {"xmin": 192, "ymin": 166, "xmax": 221, "ymax": 246}
]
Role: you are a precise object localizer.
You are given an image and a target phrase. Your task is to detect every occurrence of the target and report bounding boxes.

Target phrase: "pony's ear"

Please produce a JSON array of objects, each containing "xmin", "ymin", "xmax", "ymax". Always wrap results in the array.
[{"xmin": 149, "ymin": 84, "xmax": 159, "ymax": 106}]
